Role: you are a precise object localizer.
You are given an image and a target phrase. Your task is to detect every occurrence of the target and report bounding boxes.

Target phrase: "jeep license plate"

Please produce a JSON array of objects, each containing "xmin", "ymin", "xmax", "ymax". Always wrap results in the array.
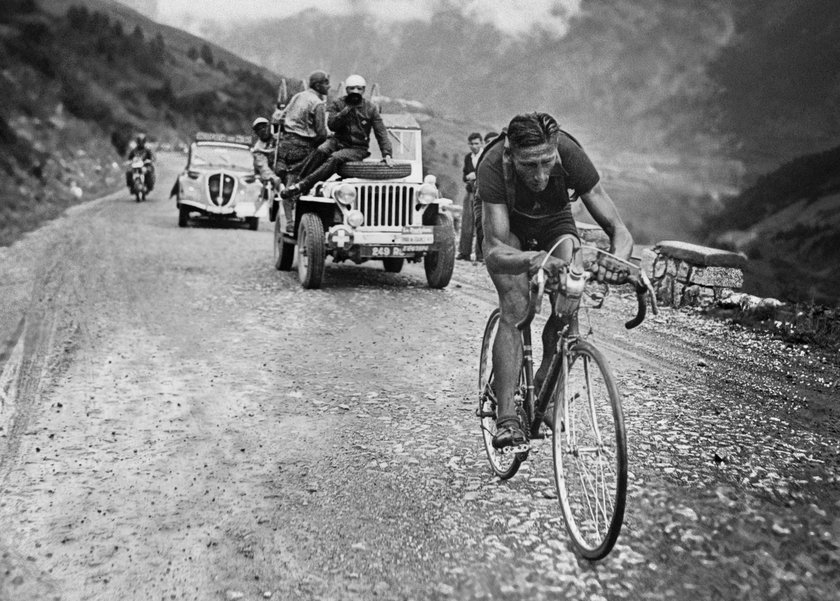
[
  {"xmin": 361, "ymin": 245, "xmax": 429, "ymax": 258},
  {"xmin": 400, "ymin": 226, "xmax": 434, "ymax": 244}
]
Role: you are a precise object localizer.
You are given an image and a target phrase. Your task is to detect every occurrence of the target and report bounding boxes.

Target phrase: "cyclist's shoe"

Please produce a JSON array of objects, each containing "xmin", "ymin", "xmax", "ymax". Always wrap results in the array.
[{"xmin": 492, "ymin": 418, "xmax": 529, "ymax": 451}]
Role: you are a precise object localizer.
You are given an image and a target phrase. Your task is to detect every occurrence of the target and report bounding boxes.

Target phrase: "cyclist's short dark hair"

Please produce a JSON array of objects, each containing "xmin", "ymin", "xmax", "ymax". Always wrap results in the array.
[
  {"xmin": 506, "ymin": 113, "xmax": 560, "ymax": 150},
  {"xmin": 484, "ymin": 131, "xmax": 499, "ymax": 143},
  {"xmin": 467, "ymin": 132, "xmax": 482, "ymax": 142}
]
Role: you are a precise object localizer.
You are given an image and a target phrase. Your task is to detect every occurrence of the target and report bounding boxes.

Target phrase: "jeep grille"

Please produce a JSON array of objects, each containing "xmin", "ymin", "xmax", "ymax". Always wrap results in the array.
[{"xmin": 356, "ymin": 183, "xmax": 416, "ymax": 227}]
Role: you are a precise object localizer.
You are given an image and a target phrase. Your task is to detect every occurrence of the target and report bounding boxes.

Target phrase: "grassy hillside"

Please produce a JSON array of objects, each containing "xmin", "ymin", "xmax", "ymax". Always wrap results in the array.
[{"xmin": 0, "ymin": 0, "xmax": 286, "ymax": 245}]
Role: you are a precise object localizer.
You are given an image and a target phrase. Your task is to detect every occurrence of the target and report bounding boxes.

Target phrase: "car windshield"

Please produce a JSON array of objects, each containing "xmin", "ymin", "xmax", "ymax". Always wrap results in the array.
[
  {"xmin": 368, "ymin": 130, "xmax": 418, "ymax": 162},
  {"xmin": 189, "ymin": 144, "xmax": 253, "ymax": 171}
]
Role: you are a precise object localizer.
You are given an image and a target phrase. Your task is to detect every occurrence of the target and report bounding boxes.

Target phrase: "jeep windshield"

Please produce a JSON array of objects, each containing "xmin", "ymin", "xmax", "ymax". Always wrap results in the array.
[
  {"xmin": 189, "ymin": 143, "xmax": 253, "ymax": 172},
  {"xmin": 368, "ymin": 129, "xmax": 418, "ymax": 162}
]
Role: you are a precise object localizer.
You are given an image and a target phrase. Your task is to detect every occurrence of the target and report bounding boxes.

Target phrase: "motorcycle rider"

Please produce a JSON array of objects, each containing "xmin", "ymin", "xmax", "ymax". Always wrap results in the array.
[
  {"xmin": 125, "ymin": 133, "xmax": 155, "ymax": 192},
  {"xmin": 280, "ymin": 74, "xmax": 393, "ymax": 200}
]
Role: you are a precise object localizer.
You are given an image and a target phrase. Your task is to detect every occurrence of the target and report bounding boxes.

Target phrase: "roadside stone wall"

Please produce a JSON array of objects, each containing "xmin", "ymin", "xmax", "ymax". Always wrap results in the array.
[{"xmin": 640, "ymin": 241, "xmax": 746, "ymax": 308}]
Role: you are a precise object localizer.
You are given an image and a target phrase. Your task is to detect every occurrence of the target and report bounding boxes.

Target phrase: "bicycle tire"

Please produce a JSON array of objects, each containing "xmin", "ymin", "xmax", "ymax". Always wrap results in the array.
[
  {"xmin": 552, "ymin": 338, "xmax": 627, "ymax": 560},
  {"xmin": 478, "ymin": 309, "xmax": 527, "ymax": 479}
]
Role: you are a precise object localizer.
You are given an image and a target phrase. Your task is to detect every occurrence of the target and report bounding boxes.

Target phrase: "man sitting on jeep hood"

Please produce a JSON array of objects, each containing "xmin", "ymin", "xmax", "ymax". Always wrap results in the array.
[{"xmin": 281, "ymin": 74, "xmax": 394, "ymax": 199}]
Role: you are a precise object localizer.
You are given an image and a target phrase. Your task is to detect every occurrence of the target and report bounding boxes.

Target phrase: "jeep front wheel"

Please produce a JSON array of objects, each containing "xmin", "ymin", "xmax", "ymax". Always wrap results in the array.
[
  {"xmin": 274, "ymin": 216, "xmax": 295, "ymax": 271},
  {"xmin": 297, "ymin": 212, "xmax": 326, "ymax": 289},
  {"xmin": 424, "ymin": 212, "xmax": 455, "ymax": 289}
]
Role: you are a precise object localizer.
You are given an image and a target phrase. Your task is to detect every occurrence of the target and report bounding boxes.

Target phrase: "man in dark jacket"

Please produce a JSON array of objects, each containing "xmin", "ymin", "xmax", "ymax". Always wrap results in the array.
[
  {"xmin": 457, "ymin": 132, "xmax": 485, "ymax": 261},
  {"xmin": 281, "ymin": 74, "xmax": 393, "ymax": 199}
]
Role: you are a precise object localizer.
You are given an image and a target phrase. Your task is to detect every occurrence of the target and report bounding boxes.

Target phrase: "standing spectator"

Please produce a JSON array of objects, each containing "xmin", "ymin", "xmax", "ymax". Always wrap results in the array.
[
  {"xmin": 250, "ymin": 117, "xmax": 279, "ymax": 189},
  {"xmin": 457, "ymin": 132, "xmax": 485, "ymax": 261},
  {"xmin": 473, "ymin": 131, "xmax": 499, "ymax": 253}
]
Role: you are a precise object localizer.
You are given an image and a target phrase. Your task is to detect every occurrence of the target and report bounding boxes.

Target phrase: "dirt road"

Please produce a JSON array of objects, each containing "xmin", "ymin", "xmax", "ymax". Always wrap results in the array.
[{"xmin": 1, "ymin": 153, "xmax": 838, "ymax": 600}]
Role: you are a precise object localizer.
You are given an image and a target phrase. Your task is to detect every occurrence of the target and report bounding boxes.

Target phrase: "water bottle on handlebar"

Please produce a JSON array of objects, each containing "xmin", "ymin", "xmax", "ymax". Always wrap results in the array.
[{"xmin": 531, "ymin": 245, "xmax": 658, "ymax": 330}]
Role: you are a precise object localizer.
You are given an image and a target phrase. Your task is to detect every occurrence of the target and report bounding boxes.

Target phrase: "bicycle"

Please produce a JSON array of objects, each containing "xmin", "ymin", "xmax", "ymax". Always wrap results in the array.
[{"xmin": 477, "ymin": 244, "xmax": 657, "ymax": 560}]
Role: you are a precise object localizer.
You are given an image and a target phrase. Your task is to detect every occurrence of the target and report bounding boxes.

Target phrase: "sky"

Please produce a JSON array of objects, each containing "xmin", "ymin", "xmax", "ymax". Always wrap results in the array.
[{"xmin": 148, "ymin": 0, "xmax": 583, "ymax": 37}]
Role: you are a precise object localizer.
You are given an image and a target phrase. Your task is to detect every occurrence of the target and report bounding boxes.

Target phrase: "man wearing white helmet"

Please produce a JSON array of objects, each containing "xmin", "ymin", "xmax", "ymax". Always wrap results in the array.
[
  {"xmin": 281, "ymin": 74, "xmax": 394, "ymax": 199},
  {"xmin": 251, "ymin": 116, "xmax": 280, "ymax": 189}
]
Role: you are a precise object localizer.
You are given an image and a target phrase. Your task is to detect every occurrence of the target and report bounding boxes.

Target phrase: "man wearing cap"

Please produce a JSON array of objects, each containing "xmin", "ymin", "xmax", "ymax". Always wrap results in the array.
[
  {"xmin": 281, "ymin": 74, "xmax": 393, "ymax": 200},
  {"xmin": 251, "ymin": 117, "xmax": 280, "ymax": 189},
  {"xmin": 272, "ymin": 70, "xmax": 330, "ymax": 227}
]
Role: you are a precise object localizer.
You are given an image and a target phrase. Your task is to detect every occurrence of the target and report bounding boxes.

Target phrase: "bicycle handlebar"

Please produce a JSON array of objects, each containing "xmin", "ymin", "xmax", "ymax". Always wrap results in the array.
[{"xmin": 518, "ymin": 246, "xmax": 658, "ymax": 331}]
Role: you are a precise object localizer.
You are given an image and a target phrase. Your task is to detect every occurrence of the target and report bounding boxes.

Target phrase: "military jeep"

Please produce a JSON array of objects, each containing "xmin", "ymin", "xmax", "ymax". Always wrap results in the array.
[{"xmin": 273, "ymin": 113, "xmax": 456, "ymax": 289}]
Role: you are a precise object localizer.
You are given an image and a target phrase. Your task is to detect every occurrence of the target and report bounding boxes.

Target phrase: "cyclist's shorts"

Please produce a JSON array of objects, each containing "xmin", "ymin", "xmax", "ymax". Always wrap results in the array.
[{"xmin": 509, "ymin": 206, "xmax": 579, "ymax": 252}]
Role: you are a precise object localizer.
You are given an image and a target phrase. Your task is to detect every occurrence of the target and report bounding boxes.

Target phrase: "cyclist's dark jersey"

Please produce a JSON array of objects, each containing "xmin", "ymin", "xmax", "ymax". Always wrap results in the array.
[
  {"xmin": 476, "ymin": 134, "xmax": 599, "ymax": 218},
  {"xmin": 476, "ymin": 134, "xmax": 599, "ymax": 248}
]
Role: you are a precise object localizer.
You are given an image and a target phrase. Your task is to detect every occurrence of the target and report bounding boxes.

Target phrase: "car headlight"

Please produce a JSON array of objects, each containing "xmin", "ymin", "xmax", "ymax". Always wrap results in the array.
[
  {"xmin": 347, "ymin": 209, "xmax": 364, "ymax": 227},
  {"xmin": 334, "ymin": 183, "xmax": 357, "ymax": 206},
  {"xmin": 416, "ymin": 182, "xmax": 438, "ymax": 205}
]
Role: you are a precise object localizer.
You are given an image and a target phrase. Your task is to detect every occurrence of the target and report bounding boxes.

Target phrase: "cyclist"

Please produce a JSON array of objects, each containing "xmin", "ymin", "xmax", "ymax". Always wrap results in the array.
[{"xmin": 477, "ymin": 112, "xmax": 634, "ymax": 450}]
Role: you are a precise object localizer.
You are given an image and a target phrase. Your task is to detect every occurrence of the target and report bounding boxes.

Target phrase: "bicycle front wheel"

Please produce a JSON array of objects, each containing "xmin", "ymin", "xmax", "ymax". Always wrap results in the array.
[
  {"xmin": 478, "ymin": 309, "xmax": 525, "ymax": 479},
  {"xmin": 552, "ymin": 339, "xmax": 627, "ymax": 560}
]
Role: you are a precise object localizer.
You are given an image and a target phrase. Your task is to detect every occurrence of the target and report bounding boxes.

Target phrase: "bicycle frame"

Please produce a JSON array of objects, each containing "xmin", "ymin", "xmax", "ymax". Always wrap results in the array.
[
  {"xmin": 516, "ymin": 243, "xmax": 657, "ymax": 440},
  {"xmin": 518, "ymin": 312, "xmax": 572, "ymax": 441}
]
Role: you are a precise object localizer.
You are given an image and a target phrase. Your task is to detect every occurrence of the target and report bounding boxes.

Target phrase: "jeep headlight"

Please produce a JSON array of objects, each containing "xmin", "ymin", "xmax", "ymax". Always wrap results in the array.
[
  {"xmin": 416, "ymin": 182, "xmax": 438, "ymax": 205},
  {"xmin": 347, "ymin": 209, "xmax": 364, "ymax": 227},
  {"xmin": 334, "ymin": 183, "xmax": 357, "ymax": 206}
]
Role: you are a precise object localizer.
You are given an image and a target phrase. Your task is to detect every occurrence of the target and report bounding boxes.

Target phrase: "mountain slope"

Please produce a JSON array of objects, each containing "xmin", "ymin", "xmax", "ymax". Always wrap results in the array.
[{"xmin": 705, "ymin": 145, "xmax": 840, "ymax": 303}]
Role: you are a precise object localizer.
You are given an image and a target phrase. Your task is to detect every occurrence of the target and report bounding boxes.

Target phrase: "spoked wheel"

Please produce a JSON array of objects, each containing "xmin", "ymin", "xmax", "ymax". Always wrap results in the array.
[
  {"xmin": 478, "ymin": 309, "xmax": 529, "ymax": 480},
  {"xmin": 552, "ymin": 338, "xmax": 627, "ymax": 560}
]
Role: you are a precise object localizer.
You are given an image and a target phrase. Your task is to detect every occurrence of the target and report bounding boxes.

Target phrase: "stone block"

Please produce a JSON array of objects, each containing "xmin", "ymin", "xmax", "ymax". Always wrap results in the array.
[
  {"xmin": 673, "ymin": 281, "xmax": 686, "ymax": 306},
  {"xmin": 655, "ymin": 240, "xmax": 747, "ymax": 268},
  {"xmin": 653, "ymin": 256, "xmax": 666, "ymax": 279},
  {"xmin": 683, "ymin": 285, "xmax": 716, "ymax": 307},
  {"xmin": 688, "ymin": 266, "xmax": 744, "ymax": 288},
  {"xmin": 677, "ymin": 261, "xmax": 691, "ymax": 281},
  {"xmin": 665, "ymin": 258, "xmax": 678, "ymax": 277},
  {"xmin": 655, "ymin": 275, "xmax": 674, "ymax": 306}
]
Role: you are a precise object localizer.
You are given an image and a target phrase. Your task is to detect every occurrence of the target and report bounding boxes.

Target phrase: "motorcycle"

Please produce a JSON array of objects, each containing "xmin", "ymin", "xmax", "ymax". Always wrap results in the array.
[{"xmin": 129, "ymin": 159, "xmax": 152, "ymax": 202}]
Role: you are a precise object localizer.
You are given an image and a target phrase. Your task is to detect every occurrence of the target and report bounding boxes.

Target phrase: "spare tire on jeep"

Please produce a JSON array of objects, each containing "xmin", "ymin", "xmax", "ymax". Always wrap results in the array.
[{"xmin": 337, "ymin": 161, "xmax": 412, "ymax": 180}]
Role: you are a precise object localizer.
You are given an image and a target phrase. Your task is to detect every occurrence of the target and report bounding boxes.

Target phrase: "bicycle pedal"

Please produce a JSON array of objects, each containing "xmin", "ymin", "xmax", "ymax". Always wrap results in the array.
[{"xmin": 500, "ymin": 443, "xmax": 530, "ymax": 455}]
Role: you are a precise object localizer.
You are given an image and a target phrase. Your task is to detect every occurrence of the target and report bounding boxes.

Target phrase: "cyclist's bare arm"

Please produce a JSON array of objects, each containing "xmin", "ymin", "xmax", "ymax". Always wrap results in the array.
[
  {"xmin": 579, "ymin": 183, "xmax": 634, "ymax": 281},
  {"xmin": 482, "ymin": 202, "xmax": 557, "ymax": 277}
]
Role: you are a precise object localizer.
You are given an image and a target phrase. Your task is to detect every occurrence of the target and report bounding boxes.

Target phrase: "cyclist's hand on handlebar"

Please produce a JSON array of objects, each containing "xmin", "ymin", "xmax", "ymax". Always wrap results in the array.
[
  {"xmin": 593, "ymin": 255, "xmax": 631, "ymax": 285},
  {"xmin": 528, "ymin": 251, "xmax": 567, "ymax": 283}
]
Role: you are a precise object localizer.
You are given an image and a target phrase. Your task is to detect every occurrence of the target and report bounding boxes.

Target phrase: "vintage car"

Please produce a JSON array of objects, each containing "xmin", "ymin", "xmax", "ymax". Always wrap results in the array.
[
  {"xmin": 273, "ymin": 113, "xmax": 456, "ymax": 289},
  {"xmin": 174, "ymin": 132, "xmax": 262, "ymax": 230}
]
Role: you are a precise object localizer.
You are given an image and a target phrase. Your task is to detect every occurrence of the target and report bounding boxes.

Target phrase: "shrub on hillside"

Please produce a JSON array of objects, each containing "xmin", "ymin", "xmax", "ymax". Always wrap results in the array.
[{"xmin": 0, "ymin": 0, "xmax": 37, "ymax": 21}]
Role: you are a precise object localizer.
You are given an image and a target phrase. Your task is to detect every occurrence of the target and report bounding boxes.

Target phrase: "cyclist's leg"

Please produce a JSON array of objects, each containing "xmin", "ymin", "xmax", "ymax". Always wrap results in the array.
[{"xmin": 487, "ymin": 233, "xmax": 529, "ymax": 446}]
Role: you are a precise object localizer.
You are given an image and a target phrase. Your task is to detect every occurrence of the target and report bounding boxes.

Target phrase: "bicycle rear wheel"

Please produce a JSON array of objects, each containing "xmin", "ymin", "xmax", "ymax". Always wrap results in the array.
[
  {"xmin": 478, "ymin": 309, "xmax": 527, "ymax": 479},
  {"xmin": 552, "ymin": 338, "xmax": 627, "ymax": 560}
]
